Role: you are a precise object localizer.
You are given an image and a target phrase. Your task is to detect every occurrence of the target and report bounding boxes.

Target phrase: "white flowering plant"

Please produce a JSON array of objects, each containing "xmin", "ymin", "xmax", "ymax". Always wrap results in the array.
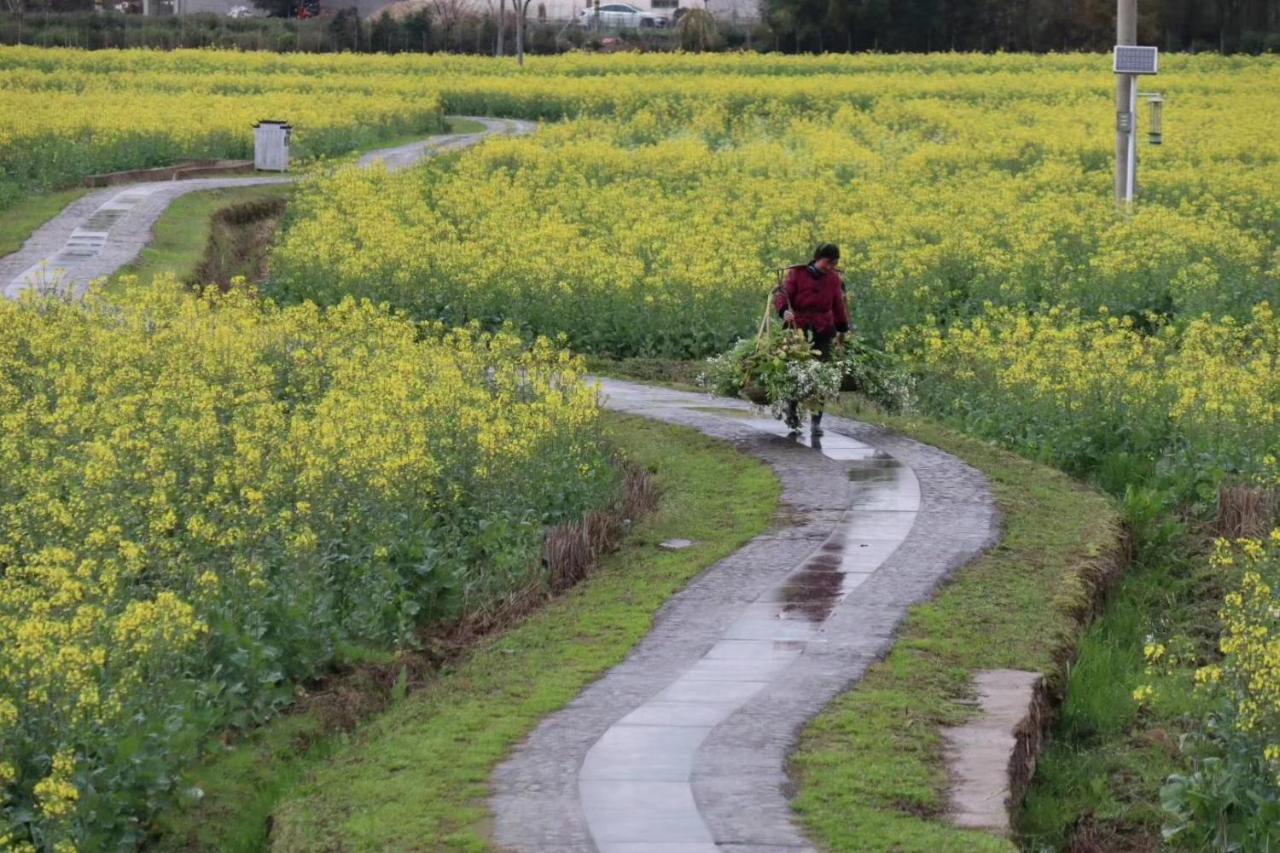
[
  {"xmin": 832, "ymin": 337, "xmax": 915, "ymax": 413},
  {"xmin": 699, "ymin": 327, "xmax": 842, "ymax": 418},
  {"xmin": 771, "ymin": 356, "xmax": 843, "ymax": 419}
]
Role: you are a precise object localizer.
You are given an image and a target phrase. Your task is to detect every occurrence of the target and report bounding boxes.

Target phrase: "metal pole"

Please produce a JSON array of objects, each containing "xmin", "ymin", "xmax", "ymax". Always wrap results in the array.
[
  {"xmin": 1126, "ymin": 75, "xmax": 1138, "ymax": 203},
  {"xmin": 1116, "ymin": 0, "xmax": 1137, "ymax": 205}
]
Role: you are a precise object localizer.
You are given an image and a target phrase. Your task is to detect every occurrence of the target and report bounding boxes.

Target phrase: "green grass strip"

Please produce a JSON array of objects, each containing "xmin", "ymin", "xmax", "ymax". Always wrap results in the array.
[
  {"xmin": 154, "ymin": 413, "xmax": 779, "ymax": 851},
  {"xmin": 2, "ymin": 118, "xmax": 476, "ymax": 294},
  {"xmin": 789, "ymin": 400, "xmax": 1124, "ymax": 852},
  {"xmin": 1017, "ymin": 515, "xmax": 1214, "ymax": 849},
  {"xmin": 117, "ymin": 117, "xmax": 491, "ymax": 290},
  {"xmin": 118, "ymin": 184, "xmax": 292, "ymax": 288},
  {"xmin": 0, "ymin": 186, "xmax": 90, "ymax": 257}
]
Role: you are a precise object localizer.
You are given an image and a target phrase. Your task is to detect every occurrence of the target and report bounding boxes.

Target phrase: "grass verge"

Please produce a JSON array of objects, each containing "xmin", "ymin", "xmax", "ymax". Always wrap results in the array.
[
  {"xmin": 446, "ymin": 117, "xmax": 490, "ymax": 135},
  {"xmin": 787, "ymin": 397, "xmax": 1124, "ymax": 852},
  {"xmin": 192, "ymin": 195, "xmax": 290, "ymax": 290},
  {"xmin": 357, "ymin": 116, "xmax": 490, "ymax": 153},
  {"xmin": 310, "ymin": 116, "xmax": 491, "ymax": 170},
  {"xmin": 151, "ymin": 412, "xmax": 780, "ymax": 851},
  {"xmin": 0, "ymin": 118, "xmax": 473, "ymax": 261},
  {"xmin": 114, "ymin": 116, "xmax": 491, "ymax": 291},
  {"xmin": 0, "ymin": 186, "xmax": 90, "ymax": 257},
  {"xmin": 118, "ymin": 184, "xmax": 292, "ymax": 288},
  {"xmin": 582, "ymin": 355, "xmax": 704, "ymax": 390},
  {"xmin": 1017, "ymin": 495, "xmax": 1219, "ymax": 849}
]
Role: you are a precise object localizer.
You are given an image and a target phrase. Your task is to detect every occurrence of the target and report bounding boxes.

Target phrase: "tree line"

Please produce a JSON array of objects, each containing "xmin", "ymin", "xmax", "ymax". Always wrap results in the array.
[
  {"xmin": 762, "ymin": 0, "xmax": 1280, "ymax": 53},
  {"xmin": 0, "ymin": 8, "xmax": 744, "ymax": 53},
  {"xmin": 3, "ymin": 0, "xmax": 1279, "ymax": 54}
]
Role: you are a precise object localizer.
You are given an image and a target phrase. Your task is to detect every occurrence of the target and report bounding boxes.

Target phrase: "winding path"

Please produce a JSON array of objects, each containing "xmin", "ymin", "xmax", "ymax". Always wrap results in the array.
[
  {"xmin": 492, "ymin": 380, "xmax": 1000, "ymax": 852},
  {"xmin": 0, "ymin": 116, "xmax": 535, "ymax": 301},
  {"xmin": 2, "ymin": 110, "xmax": 1003, "ymax": 848}
]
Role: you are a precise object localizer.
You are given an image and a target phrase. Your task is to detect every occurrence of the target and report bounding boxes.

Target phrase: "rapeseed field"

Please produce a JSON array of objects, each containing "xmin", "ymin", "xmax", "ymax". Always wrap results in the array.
[
  {"xmin": 1, "ymin": 46, "xmax": 1278, "ymax": 848},
  {"xmin": 0, "ymin": 281, "xmax": 612, "ymax": 848}
]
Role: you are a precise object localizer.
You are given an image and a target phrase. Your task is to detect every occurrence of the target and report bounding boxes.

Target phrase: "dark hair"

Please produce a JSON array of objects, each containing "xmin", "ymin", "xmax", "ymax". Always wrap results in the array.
[{"xmin": 813, "ymin": 243, "xmax": 840, "ymax": 262}]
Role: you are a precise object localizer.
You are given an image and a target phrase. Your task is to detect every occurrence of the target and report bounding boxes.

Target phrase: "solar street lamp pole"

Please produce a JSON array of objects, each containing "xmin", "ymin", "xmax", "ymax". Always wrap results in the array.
[{"xmin": 1116, "ymin": 0, "xmax": 1137, "ymax": 205}]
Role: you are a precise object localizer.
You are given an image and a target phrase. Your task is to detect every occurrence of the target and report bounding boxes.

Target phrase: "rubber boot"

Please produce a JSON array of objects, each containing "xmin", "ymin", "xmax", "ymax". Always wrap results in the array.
[{"xmin": 785, "ymin": 401, "xmax": 801, "ymax": 434}]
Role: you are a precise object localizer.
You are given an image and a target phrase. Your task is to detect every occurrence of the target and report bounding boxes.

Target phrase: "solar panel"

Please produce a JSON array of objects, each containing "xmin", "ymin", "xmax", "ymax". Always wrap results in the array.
[{"xmin": 1114, "ymin": 46, "xmax": 1159, "ymax": 75}]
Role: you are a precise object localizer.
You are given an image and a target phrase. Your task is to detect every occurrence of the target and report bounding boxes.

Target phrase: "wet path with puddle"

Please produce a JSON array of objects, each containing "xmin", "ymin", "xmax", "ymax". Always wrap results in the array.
[{"xmin": 492, "ymin": 379, "xmax": 999, "ymax": 852}]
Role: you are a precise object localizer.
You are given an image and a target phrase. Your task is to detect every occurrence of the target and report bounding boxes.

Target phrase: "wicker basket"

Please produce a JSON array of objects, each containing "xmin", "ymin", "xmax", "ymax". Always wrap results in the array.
[{"xmin": 741, "ymin": 382, "xmax": 770, "ymax": 406}]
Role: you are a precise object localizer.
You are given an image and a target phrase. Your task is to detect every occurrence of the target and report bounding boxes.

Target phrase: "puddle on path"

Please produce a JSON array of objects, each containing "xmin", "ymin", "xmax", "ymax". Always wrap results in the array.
[
  {"xmin": 757, "ymin": 450, "xmax": 916, "ymax": 622},
  {"xmin": 773, "ymin": 540, "xmax": 850, "ymax": 621},
  {"xmin": 643, "ymin": 418, "xmax": 917, "ymax": 625},
  {"xmin": 847, "ymin": 453, "xmax": 902, "ymax": 482}
]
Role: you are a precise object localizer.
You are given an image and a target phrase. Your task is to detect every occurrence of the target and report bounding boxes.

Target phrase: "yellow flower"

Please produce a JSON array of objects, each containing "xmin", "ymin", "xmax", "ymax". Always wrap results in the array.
[
  {"xmin": 1194, "ymin": 665, "xmax": 1223, "ymax": 686},
  {"xmin": 4, "ymin": 45, "xmax": 1279, "ymax": 847},
  {"xmin": 33, "ymin": 749, "xmax": 79, "ymax": 821},
  {"xmin": 1143, "ymin": 643, "xmax": 1166, "ymax": 665},
  {"xmin": 0, "ymin": 276, "xmax": 611, "ymax": 844}
]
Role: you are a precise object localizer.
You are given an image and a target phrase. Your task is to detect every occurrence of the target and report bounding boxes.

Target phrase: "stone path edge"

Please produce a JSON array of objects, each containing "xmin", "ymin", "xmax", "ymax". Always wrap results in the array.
[
  {"xmin": 490, "ymin": 385, "xmax": 1001, "ymax": 852},
  {"xmin": 943, "ymin": 669, "xmax": 1048, "ymax": 836}
]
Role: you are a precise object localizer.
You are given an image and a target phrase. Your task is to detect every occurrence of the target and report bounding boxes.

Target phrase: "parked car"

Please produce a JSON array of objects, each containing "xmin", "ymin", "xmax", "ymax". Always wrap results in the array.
[{"xmin": 578, "ymin": 3, "xmax": 670, "ymax": 29}]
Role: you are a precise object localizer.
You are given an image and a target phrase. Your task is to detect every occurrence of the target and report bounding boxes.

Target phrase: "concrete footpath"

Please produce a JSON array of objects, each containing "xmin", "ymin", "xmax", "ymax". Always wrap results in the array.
[
  {"xmin": 0, "ymin": 117, "xmax": 535, "ymax": 301},
  {"xmin": 492, "ymin": 379, "xmax": 1000, "ymax": 852}
]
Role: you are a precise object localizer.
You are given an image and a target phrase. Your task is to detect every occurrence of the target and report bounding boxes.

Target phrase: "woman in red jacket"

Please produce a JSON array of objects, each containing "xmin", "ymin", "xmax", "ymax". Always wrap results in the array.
[{"xmin": 774, "ymin": 243, "xmax": 850, "ymax": 436}]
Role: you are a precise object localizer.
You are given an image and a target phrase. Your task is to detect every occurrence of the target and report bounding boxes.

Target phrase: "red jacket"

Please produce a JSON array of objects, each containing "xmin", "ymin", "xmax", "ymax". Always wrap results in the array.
[{"xmin": 775, "ymin": 264, "xmax": 850, "ymax": 336}]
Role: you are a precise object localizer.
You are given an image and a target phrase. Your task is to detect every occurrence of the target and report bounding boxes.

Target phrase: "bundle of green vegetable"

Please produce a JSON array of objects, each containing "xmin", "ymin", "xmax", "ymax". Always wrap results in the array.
[
  {"xmin": 698, "ymin": 327, "xmax": 842, "ymax": 420},
  {"xmin": 831, "ymin": 336, "xmax": 914, "ymax": 413}
]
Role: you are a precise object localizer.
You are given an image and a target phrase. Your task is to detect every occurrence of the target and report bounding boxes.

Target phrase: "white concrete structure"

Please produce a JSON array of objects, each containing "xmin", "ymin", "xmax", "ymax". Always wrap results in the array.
[
  {"xmin": 138, "ymin": 0, "xmax": 255, "ymax": 15},
  {"xmin": 253, "ymin": 121, "xmax": 292, "ymax": 172}
]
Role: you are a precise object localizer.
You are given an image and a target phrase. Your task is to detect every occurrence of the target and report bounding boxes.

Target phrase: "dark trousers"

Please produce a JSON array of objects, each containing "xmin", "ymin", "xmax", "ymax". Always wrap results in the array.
[
  {"xmin": 808, "ymin": 330, "xmax": 836, "ymax": 361},
  {"xmin": 787, "ymin": 329, "xmax": 835, "ymax": 428}
]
